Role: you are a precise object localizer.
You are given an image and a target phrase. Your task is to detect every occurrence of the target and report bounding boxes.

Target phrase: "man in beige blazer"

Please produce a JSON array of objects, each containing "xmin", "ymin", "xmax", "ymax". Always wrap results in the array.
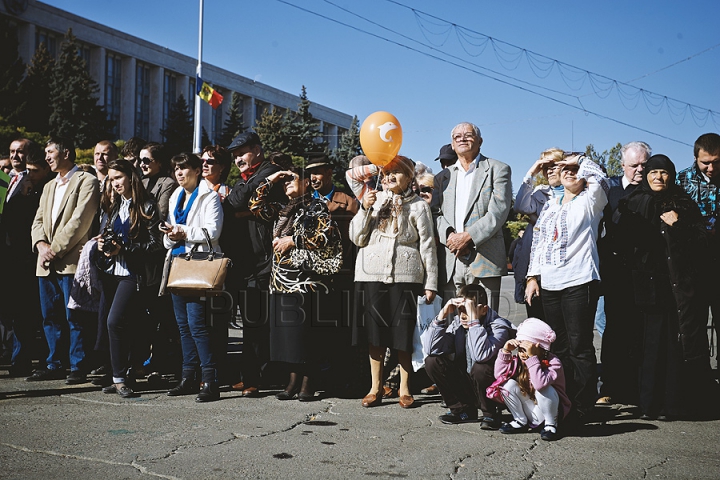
[
  {"xmin": 432, "ymin": 122, "xmax": 512, "ymax": 311},
  {"xmin": 27, "ymin": 137, "xmax": 100, "ymax": 384}
]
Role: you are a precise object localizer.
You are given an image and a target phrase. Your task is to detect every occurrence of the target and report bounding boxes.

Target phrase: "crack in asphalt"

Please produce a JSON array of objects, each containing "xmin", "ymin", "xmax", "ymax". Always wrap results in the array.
[
  {"xmin": 234, "ymin": 406, "xmax": 333, "ymax": 438},
  {"xmin": 450, "ymin": 453, "xmax": 473, "ymax": 478},
  {"xmin": 0, "ymin": 442, "xmax": 181, "ymax": 479},
  {"xmin": 643, "ymin": 457, "xmax": 670, "ymax": 478}
]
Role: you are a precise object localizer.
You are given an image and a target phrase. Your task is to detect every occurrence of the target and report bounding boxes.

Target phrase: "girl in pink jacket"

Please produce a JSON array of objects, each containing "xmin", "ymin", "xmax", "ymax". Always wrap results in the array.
[{"xmin": 494, "ymin": 318, "xmax": 571, "ymax": 441}]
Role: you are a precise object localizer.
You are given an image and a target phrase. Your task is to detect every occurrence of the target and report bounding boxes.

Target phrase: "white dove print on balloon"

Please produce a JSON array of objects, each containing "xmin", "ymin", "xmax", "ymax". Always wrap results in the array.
[
  {"xmin": 359, "ymin": 111, "xmax": 403, "ymax": 168},
  {"xmin": 377, "ymin": 122, "xmax": 397, "ymax": 142}
]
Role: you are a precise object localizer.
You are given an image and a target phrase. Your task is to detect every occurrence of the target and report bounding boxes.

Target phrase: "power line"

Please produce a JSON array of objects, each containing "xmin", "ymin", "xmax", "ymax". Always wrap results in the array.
[
  {"xmin": 625, "ymin": 42, "xmax": 720, "ymax": 83},
  {"xmin": 385, "ymin": 0, "xmax": 719, "ymax": 129},
  {"xmin": 274, "ymin": 0, "xmax": 692, "ymax": 146}
]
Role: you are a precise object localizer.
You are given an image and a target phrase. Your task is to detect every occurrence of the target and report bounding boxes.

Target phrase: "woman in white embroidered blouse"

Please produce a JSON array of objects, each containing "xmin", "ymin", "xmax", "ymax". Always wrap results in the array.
[{"xmin": 524, "ymin": 153, "xmax": 608, "ymax": 421}]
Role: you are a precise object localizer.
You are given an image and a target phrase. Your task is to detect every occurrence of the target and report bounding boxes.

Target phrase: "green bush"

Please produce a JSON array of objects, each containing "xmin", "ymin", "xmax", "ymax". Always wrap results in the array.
[{"xmin": 506, "ymin": 220, "xmax": 529, "ymax": 239}]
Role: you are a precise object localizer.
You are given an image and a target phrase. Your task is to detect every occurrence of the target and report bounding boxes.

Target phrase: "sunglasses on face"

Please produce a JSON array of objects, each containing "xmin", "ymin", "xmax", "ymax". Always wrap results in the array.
[
  {"xmin": 140, "ymin": 157, "xmax": 154, "ymax": 165},
  {"xmin": 202, "ymin": 158, "xmax": 217, "ymax": 166},
  {"xmin": 419, "ymin": 186, "xmax": 433, "ymax": 194}
]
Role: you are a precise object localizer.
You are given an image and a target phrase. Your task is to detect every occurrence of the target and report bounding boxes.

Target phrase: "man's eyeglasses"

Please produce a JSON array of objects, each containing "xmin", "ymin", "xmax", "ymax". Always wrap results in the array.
[
  {"xmin": 140, "ymin": 157, "xmax": 154, "ymax": 165},
  {"xmin": 452, "ymin": 133, "xmax": 476, "ymax": 142}
]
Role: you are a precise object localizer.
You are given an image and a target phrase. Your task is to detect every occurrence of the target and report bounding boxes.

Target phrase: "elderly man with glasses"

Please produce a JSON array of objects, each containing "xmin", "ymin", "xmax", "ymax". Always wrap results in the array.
[{"xmin": 431, "ymin": 122, "xmax": 512, "ymax": 313}]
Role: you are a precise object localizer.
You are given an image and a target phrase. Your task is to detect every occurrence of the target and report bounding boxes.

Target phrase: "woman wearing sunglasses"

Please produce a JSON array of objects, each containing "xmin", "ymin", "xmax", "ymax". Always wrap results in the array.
[
  {"xmin": 140, "ymin": 142, "xmax": 177, "ymax": 221},
  {"xmin": 201, "ymin": 145, "xmax": 232, "ymax": 203}
]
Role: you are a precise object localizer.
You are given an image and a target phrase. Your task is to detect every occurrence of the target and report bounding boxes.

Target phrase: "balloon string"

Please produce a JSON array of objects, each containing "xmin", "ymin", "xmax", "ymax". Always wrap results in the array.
[{"xmin": 374, "ymin": 174, "xmax": 382, "ymax": 191}]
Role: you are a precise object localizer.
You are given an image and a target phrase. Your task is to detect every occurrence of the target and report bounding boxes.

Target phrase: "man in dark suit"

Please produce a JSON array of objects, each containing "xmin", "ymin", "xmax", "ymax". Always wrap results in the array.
[
  {"xmin": 432, "ymin": 123, "xmax": 512, "ymax": 312},
  {"xmin": 27, "ymin": 137, "xmax": 100, "ymax": 384},
  {"xmin": 225, "ymin": 132, "xmax": 284, "ymax": 396}
]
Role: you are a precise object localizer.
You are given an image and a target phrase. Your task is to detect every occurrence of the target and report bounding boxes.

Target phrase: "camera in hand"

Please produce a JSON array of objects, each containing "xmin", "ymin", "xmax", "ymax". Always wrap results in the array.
[{"xmin": 101, "ymin": 228, "xmax": 124, "ymax": 253}]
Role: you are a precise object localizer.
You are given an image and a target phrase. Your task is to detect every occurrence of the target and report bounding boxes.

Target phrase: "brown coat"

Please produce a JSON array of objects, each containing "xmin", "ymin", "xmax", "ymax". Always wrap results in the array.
[{"xmin": 31, "ymin": 168, "xmax": 100, "ymax": 277}]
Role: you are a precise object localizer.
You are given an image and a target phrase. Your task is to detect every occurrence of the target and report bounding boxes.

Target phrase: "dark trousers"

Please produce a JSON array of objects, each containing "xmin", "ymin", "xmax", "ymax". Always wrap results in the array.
[
  {"xmin": 233, "ymin": 277, "xmax": 270, "ymax": 388},
  {"xmin": 101, "ymin": 275, "xmax": 144, "ymax": 381},
  {"xmin": 425, "ymin": 355, "xmax": 498, "ymax": 417},
  {"xmin": 541, "ymin": 281, "xmax": 599, "ymax": 414}
]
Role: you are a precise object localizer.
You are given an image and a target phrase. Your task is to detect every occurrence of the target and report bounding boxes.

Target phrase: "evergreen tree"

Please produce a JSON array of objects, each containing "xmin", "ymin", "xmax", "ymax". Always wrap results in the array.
[
  {"xmin": 284, "ymin": 86, "xmax": 327, "ymax": 158},
  {"xmin": 160, "ymin": 94, "xmax": 193, "ymax": 156},
  {"xmin": 49, "ymin": 29, "xmax": 113, "ymax": 147},
  {"xmin": 585, "ymin": 142, "xmax": 623, "ymax": 177},
  {"xmin": 0, "ymin": 17, "xmax": 26, "ymax": 124},
  {"xmin": 217, "ymin": 92, "xmax": 244, "ymax": 147},
  {"xmin": 201, "ymin": 126, "xmax": 212, "ymax": 149},
  {"xmin": 254, "ymin": 107, "xmax": 291, "ymax": 154},
  {"xmin": 19, "ymin": 42, "xmax": 55, "ymax": 136},
  {"xmin": 332, "ymin": 115, "xmax": 361, "ymax": 168}
]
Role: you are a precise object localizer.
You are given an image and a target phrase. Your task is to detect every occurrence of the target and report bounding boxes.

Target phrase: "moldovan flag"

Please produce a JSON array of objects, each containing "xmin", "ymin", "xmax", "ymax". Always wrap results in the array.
[{"xmin": 197, "ymin": 76, "xmax": 223, "ymax": 109}]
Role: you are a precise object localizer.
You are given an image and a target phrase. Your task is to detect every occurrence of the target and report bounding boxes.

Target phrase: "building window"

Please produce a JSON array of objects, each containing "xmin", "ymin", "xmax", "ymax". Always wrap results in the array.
[
  {"xmin": 163, "ymin": 72, "xmax": 177, "ymax": 137},
  {"xmin": 77, "ymin": 43, "xmax": 91, "ymax": 71},
  {"xmin": 105, "ymin": 53, "xmax": 122, "ymax": 138},
  {"xmin": 255, "ymin": 100, "xmax": 270, "ymax": 124},
  {"xmin": 35, "ymin": 28, "xmax": 58, "ymax": 58},
  {"xmin": 135, "ymin": 63, "xmax": 150, "ymax": 139}
]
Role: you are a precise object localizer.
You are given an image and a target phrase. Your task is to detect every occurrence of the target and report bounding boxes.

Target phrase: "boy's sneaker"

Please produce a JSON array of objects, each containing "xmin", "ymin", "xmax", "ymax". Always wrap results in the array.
[
  {"xmin": 480, "ymin": 415, "xmax": 501, "ymax": 430},
  {"xmin": 499, "ymin": 421, "xmax": 528, "ymax": 434},
  {"xmin": 439, "ymin": 411, "xmax": 479, "ymax": 425}
]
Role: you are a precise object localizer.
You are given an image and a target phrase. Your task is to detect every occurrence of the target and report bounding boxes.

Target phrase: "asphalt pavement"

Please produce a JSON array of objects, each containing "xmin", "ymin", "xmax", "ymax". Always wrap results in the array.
[{"xmin": 1, "ymin": 276, "xmax": 719, "ymax": 479}]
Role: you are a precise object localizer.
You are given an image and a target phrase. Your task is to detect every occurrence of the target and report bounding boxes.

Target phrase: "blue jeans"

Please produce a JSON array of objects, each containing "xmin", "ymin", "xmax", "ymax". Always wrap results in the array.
[
  {"xmin": 39, "ymin": 272, "xmax": 85, "ymax": 372},
  {"xmin": 171, "ymin": 294, "xmax": 217, "ymax": 383}
]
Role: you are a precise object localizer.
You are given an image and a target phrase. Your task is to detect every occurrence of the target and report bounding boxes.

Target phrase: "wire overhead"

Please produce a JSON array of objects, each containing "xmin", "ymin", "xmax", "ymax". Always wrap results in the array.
[
  {"xmin": 275, "ymin": 0, "xmax": 694, "ymax": 146},
  {"xmin": 385, "ymin": 0, "xmax": 719, "ymax": 130}
]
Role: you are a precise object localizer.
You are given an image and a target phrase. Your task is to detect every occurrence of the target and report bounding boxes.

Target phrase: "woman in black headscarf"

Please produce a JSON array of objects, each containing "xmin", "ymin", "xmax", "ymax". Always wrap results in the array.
[{"xmin": 615, "ymin": 154, "xmax": 711, "ymax": 419}]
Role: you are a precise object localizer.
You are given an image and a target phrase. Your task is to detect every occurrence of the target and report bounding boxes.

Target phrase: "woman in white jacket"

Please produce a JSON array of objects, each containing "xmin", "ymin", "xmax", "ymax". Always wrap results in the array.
[
  {"xmin": 162, "ymin": 153, "xmax": 224, "ymax": 402},
  {"xmin": 350, "ymin": 155, "xmax": 438, "ymax": 409}
]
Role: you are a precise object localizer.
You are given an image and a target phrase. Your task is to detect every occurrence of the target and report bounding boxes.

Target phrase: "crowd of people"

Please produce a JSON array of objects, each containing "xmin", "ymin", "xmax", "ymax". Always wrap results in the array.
[{"xmin": 1, "ymin": 125, "xmax": 718, "ymax": 440}]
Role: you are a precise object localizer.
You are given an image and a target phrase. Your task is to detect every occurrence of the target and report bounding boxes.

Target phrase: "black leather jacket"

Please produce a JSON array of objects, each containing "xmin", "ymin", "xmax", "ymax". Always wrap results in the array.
[{"xmin": 105, "ymin": 198, "xmax": 165, "ymax": 287}]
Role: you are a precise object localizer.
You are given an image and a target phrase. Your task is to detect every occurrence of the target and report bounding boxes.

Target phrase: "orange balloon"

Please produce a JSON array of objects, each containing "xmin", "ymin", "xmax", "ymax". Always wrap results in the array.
[{"xmin": 359, "ymin": 111, "xmax": 403, "ymax": 168}]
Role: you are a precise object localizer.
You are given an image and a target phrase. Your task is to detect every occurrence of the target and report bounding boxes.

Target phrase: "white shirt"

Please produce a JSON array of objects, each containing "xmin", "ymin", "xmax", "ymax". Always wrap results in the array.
[
  {"xmin": 51, "ymin": 166, "xmax": 79, "ymax": 225},
  {"xmin": 112, "ymin": 196, "xmax": 131, "ymax": 277},
  {"xmin": 527, "ymin": 159, "xmax": 609, "ymax": 290},
  {"xmin": 453, "ymin": 159, "xmax": 477, "ymax": 233}
]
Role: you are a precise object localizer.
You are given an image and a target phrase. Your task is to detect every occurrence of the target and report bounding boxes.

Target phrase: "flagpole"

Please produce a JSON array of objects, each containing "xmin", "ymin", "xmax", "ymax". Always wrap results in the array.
[{"xmin": 193, "ymin": 0, "xmax": 204, "ymax": 153}]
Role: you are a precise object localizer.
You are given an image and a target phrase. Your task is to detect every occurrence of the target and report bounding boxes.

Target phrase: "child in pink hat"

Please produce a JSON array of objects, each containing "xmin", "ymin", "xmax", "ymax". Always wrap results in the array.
[{"xmin": 493, "ymin": 318, "xmax": 571, "ymax": 441}]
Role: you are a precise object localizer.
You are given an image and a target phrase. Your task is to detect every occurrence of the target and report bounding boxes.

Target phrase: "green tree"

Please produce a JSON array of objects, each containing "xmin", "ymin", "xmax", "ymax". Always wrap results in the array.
[
  {"xmin": 585, "ymin": 142, "xmax": 623, "ymax": 177},
  {"xmin": 19, "ymin": 42, "xmax": 55, "ymax": 136},
  {"xmin": 332, "ymin": 115, "xmax": 361, "ymax": 168},
  {"xmin": 0, "ymin": 17, "xmax": 26, "ymax": 125},
  {"xmin": 254, "ymin": 107, "xmax": 291, "ymax": 154},
  {"xmin": 160, "ymin": 94, "xmax": 193, "ymax": 156},
  {"xmin": 284, "ymin": 86, "xmax": 327, "ymax": 158},
  {"xmin": 201, "ymin": 126, "xmax": 211, "ymax": 149},
  {"xmin": 49, "ymin": 29, "xmax": 113, "ymax": 147},
  {"xmin": 217, "ymin": 92, "xmax": 244, "ymax": 147}
]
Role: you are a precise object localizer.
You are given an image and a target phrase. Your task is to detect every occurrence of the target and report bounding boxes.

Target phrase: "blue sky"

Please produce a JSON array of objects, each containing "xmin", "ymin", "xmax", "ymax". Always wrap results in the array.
[{"xmin": 44, "ymin": 0, "xmax": 720, "ymax": 192}]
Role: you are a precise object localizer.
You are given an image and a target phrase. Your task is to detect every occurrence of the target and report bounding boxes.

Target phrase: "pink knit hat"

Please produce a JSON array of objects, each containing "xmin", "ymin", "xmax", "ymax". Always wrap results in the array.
[{"xmin": 516, "ymin": 317, "xmax": 556, "ymax": 351}]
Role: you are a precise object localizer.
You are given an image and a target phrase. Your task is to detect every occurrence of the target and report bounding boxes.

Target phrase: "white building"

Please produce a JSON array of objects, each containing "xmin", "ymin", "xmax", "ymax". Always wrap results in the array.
[{"xmin": 1, "ymin": 0, "xmax": 352, "ymax": 148}]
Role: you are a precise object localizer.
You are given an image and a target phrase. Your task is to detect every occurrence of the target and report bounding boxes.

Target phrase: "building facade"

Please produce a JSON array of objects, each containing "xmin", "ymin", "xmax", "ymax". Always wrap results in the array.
[{"xmin": 1, "ymin": 0, "xmax": 352, "ymax": 148}]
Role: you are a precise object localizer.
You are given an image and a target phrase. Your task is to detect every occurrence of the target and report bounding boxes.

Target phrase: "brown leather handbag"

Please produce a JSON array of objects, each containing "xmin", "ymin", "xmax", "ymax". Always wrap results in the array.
[{"xmin": 165, "ymin": 228, "xmax": 232, "ymax": 296}]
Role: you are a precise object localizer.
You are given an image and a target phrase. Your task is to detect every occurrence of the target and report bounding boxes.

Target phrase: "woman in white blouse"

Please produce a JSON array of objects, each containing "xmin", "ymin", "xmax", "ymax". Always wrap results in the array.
[{"xmin": 525, "ymin": 153, "xmax": 608, "ymax": 421}]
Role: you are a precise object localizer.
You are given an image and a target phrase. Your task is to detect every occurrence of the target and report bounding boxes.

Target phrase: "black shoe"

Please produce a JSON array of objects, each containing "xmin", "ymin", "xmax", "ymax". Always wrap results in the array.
[
  {"xmin": 439, "ymin": 411, "xmax": 479, "ymax": 424},
  {"xmin": 480, "ymin": 415, "xmax": 501, "ymax": 430},
  {"xmin": 92, "ymin": 374, "xmax": 113, "ymax": 387},
  {"xmin": 65, "ymin": 371, "xmax": 88, "ymax": 385},
  {"xmin": 102, "ymin": 384, "xmax": 117, "ymax": 394},
  {"xmin": 298, "ymin": 392, "xmax": 317, "ymax": 402},
  {"xmin": 196, "ymin": 382, "xmax": 220, "ymax": 402},
  {"xmin": 499, "ymin": 421, "xmax": 528, "ymax": 434},
  {"xmin": 117, "ymin": 384, "xmax": 139, "ymax": 398},
  {"xmin": 25, "ymin": 369, "xmax": 66, "ymax": 382},
  {"xmin": 168, "ymin": 378, "xmax": 200, "ymax": 396},
  {"xmin": 8, "ymin": 365, "xmax": 33, "ymax": 378},
  {"xmin": 540, "ymin": 426, "xmax": 559, "ymax": 441},
  {"xmin": 276, "ymin": 389, "xmax": 298, "ymax": 400},
  {"xmin": 91, "ymin": 365, "xmax": 109, "ymax": 376}
]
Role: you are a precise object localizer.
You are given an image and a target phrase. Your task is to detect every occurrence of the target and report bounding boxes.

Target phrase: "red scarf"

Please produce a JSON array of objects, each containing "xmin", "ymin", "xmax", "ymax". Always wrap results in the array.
[{"xmin": 240, "ymin": 162, "xmax": 261, "ymax": 182}]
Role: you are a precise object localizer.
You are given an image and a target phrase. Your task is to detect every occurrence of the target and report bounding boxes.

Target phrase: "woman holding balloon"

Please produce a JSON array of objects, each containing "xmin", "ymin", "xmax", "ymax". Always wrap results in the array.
[{"xmin": 351, "ymin": 112, "xmax": 439, "ymax": 409}]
